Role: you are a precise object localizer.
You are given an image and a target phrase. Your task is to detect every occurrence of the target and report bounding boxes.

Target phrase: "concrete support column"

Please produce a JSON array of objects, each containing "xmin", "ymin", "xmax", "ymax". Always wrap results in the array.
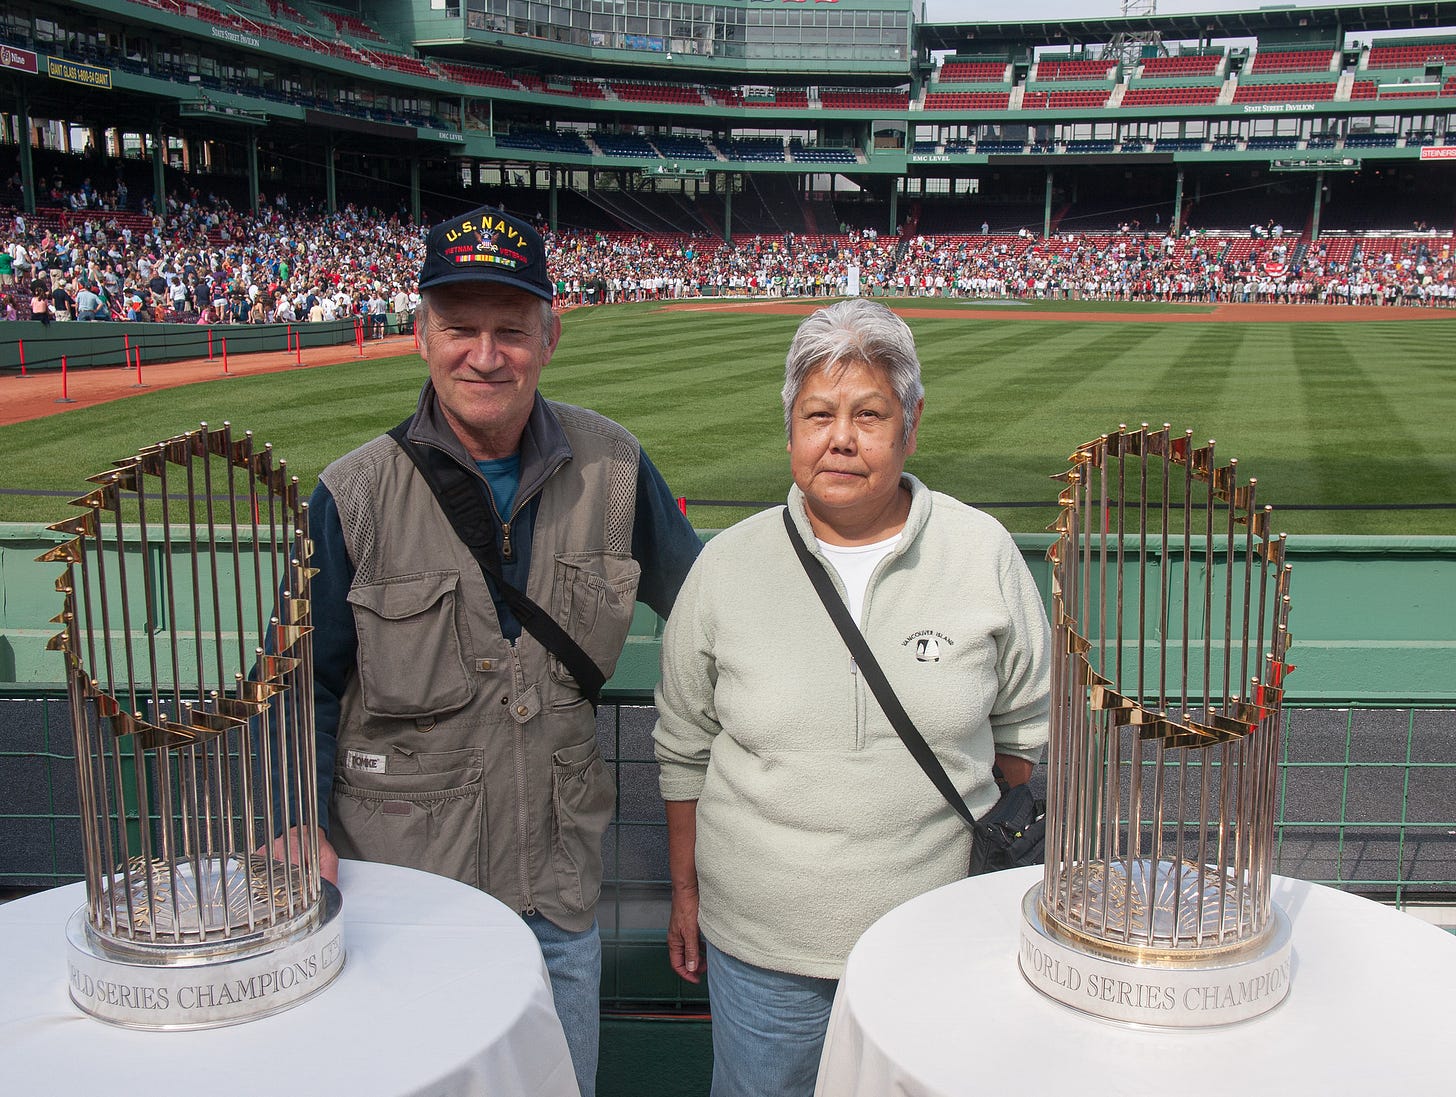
[
  {"xmin": 151, "ymin": 121, "xmax": 166, "ymax": 213},
  {"xmin": 16, "ymin": 88, "xmax": 36, "ymax": 215},
  {"xmin": 1311, "ymin": 170, "xmax": 1325, "ymax": 242},
  {"xmin": 1173, "ymin": 168, "xmax": 1185, "ymax": 234},
  {"xmin": 1043, "ymin": 168, "xmax": 1054, "ymax": 237},
  {"xmin": 325, "ymin": 137, "xmax": 337, "ymax": 214},
  {"xmin": 889, "ymin": 183, "xmax": 898, "ymax": 235},
  {"xmin": 549, "ymin": 166, "xmax": 558, "ymax": 230},
  {"xmin": 723, "ymin": 173, "xmax": 732, "ymax": 243},
  {"xmin": 410, "ymin": 157, "xmax": 421, "ymax": 224},
  {"xmin": 246, "ymin": 132, "xmax": 260, "ymax": 214}
]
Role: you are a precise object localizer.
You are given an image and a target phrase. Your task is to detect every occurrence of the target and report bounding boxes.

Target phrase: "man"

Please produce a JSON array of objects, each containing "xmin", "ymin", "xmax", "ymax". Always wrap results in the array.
[
  {"xmin": 391, "ymin": 283, "xmax": 410, "ymax": 330},
  {"xmin": 368, "ymin": 289, "xmax": 388, "ymax": 339},
  {"xmin": 74, "ymin": 281, "xmax": 106, "ymax": 321},
  {"xmin": 281, "ymin": 206, "xmax": 699, "ymax": 1097},
  {"xmin": 50, "ymin": 278, "xmax": 75, "ymax": 321}
]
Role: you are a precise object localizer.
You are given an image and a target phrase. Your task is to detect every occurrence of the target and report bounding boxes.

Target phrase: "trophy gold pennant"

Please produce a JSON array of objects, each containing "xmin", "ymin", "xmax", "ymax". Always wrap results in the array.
[
  {"xmin": 1020, "ymin": 423, "xmax": 1294, "ymax": 1027},
  {"xmin": 40, "ymin": 423, "xmax": 344, "ymax": 1030}
]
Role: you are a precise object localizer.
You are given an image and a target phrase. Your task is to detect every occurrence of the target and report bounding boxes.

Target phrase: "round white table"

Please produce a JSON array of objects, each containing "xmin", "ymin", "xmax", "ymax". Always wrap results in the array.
[
  {"xmin": 816, "ymin": 866, "xmax": 1456, "ymax": 1096},
  {"xmin": 0, "ymin": 860, "xmax": 580, "ymax": 1097}
]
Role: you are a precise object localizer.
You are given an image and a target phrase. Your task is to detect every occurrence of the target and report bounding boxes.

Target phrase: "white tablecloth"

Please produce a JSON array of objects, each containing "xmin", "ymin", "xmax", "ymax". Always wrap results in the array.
[
  {"xmin": 0, "ymin": 860, "xmax": 579, "ymax": 1097},
  {"xmin": 816, "ymin": 866, "xmax": 1456, "ymax": 1096}
]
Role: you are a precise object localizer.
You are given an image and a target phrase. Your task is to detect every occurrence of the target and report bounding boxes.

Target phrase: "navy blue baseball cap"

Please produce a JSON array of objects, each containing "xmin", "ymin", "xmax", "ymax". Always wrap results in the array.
[{"xmin": 417, "ymin": 205, "xmax": 553, "ymax": 301}]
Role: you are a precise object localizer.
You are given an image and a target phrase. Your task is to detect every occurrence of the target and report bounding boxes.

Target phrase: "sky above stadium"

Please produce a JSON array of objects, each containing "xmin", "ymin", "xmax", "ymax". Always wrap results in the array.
[{"xmin": 925, "ymin": 1, "xmax": 1339, "ymax": 22}]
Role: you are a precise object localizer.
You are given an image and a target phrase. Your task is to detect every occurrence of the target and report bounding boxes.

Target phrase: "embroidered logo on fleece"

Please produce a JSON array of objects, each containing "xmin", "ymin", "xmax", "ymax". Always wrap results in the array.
[{"xmin": 902, "ymin": 629, "xmax": 954, "ymax": 662}]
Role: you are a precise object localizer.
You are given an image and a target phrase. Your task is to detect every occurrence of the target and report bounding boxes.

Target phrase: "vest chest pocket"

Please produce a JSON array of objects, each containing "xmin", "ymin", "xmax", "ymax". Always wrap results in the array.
[
  {"xmin": 332, "ymin": 747, "xmax": 484, "ymax": 890},
  {"xmin": 548, "ymin": 552, "xmax": 641, "ymax": 689},
  {"xmin": 347, "ymin": 571, "xmax": 473, "ymax": 718}
]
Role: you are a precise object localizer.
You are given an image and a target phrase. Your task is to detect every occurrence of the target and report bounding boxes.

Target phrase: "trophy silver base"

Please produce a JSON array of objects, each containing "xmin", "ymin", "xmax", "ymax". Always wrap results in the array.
[
  {"xmin": 65, "ymin": 881, "xmax": 345, "ymax": 1030},
  {"xmin": 1019, "ymin": 882, "xmax": 1291, "ymax": 1028}
]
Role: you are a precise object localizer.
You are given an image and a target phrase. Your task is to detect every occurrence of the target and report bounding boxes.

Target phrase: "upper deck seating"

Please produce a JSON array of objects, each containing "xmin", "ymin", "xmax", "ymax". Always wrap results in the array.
[
  {"xmin": 1232, "ymin": 80, "xmax": 1338, "ymax": 104},
  {"xmin": 1121, "ymin": 86, "xmax": 1221, "ymax": 107},
  {"xmin": 923, "ymin": 91, "xmax": 1012, "ymax": 110},
  {"xmin": 1140, "ymin": 54, "xmax": 1222, "ymax": 77},
  {"xmin": 938, "ymin": 61, "xmax": 1010, "ymax": 83},
  {"xmin": 1366, "ymin": 40, "xmax": 1456, "ymax": 68},
  {"xmin": 1247, "ymin": 49, "xmax": 1335, "ymax": 74},
  {"xmin": 1035, "ymin": 59, "xmax": 1117, "ymax": 81}
]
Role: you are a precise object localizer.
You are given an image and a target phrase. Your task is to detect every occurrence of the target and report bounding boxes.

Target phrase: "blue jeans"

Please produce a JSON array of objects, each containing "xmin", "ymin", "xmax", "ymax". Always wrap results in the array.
[
  {"xmin": 705, "ymin": 941, "xmax": 838, "ymax": 1097},
  {"xmin": 526, "ymin": 913, "xmax": 601, "ymax": 1097}
]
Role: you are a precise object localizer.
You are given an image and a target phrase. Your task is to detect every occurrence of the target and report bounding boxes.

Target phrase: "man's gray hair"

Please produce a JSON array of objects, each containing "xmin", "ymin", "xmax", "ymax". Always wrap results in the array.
[
  {"xmin": 782, "ymin": 298, "xmax": 925, "ymax": 446},
  {"xmin": 415, "ymin": 289, "xmax": 555, "ymax": 351}
]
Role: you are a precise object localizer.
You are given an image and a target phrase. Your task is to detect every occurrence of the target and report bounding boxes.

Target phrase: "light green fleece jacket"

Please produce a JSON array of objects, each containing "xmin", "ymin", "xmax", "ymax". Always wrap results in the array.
[{"xmin": 654, "ymin": 474, "xmax": 1051, "ymax": 979}]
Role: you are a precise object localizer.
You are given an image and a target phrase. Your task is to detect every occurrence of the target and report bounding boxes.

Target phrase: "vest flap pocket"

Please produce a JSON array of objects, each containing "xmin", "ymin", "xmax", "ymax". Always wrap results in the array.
[
  {"xmin": 332, "ymin": 747, "xmax": 485, "ymax": 890},
  {"xmin": 550, "ymin": 738, "xmax": 615, "ymax": 913},
  {"xmin": 347, "ymin": 571, "xmax": 473, "ymax": 718},
  {"xmin": 548, "ymin": 552, "xmax": 642, "ymax": 689}
]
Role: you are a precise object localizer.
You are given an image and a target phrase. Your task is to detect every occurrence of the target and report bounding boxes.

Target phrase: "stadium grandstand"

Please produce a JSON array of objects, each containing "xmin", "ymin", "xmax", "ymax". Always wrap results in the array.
[
  {"xmin": 3, "ymin": 3, "xmax": 1456, "ymax": 1092},
  {"xmin": 4, "ymin": 0, "xmax": 1456, "ymax": 250}
]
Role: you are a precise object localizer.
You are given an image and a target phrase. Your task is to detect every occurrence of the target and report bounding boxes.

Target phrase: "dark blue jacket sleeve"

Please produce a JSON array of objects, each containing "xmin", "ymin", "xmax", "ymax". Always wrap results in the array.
[
  {"xmin": 631, "ymin": 449, "xmax": 703, "ymax": 618},
  {"xmin": 307, "ymin": 481, "xmax": 357, "ymax": 833}
]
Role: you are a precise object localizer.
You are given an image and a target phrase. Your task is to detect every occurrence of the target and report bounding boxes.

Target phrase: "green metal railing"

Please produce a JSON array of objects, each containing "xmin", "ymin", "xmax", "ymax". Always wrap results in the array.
[
  {"xmin": 2, "ymin": 693, "xmax": 1452, "ymax": 1004},
  {"xmin": 589, "ymin": 698, "xmax": 1456, "ymax": 1008}
]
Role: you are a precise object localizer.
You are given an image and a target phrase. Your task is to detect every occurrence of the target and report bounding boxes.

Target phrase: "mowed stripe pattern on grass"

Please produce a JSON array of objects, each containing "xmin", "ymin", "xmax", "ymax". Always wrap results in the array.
[{"xmin": 1, "ymin": 304, "xmax": 1453, "ymax": 534}]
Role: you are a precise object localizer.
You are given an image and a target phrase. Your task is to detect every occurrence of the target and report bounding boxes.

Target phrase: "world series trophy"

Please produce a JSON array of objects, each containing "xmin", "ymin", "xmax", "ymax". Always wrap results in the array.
[
  {"xmin": 39, "ymin": 423, "xmax": 344, "ymax": 1029},
  {"xmin": 1019, "ymin": 423, "xmax": 1294, "ymax": 1027}
]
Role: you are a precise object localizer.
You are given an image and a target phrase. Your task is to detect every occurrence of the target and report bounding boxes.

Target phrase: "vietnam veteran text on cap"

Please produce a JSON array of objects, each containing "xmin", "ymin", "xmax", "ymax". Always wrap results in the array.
[{"xmin": 417, "ymin": 206, "xmax": 553, "ymax": 301}]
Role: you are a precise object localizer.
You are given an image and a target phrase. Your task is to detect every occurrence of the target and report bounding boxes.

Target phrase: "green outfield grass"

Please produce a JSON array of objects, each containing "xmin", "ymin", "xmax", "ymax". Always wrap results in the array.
[{"xmin": 2, "ymin": 300, "xmax": 1453, "ymax": 535}]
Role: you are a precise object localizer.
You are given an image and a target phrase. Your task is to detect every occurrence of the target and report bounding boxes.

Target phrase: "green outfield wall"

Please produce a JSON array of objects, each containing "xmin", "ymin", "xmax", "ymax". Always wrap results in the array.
[
  {"xmin": 1, "ymin": 525, "xmax": 1449, "ymax": 703},
  {"xmin": 0, "ymin": 318, "xmax": 363, "ymax": 373}
]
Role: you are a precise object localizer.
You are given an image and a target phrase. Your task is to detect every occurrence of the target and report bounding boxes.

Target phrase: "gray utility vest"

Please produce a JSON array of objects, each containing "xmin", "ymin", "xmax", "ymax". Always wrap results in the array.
[{"xmin": 320, "ymin": 402, "xmax": 641, "ymax": 932}]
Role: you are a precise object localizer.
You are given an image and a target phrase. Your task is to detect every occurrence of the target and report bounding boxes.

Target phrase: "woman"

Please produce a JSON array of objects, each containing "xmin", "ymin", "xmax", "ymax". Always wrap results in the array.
[
  {"xmin": 654, "ymin": 298, "xmax": 1050, "ymax": 1097},
  {"xmin": 29, "ymin": 282, "xmax": 53, "ymax": 325}
]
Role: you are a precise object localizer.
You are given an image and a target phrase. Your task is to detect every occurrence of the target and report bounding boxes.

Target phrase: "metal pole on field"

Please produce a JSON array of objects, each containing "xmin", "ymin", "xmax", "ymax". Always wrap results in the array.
[
  {"xmin": 57, "ymin": 355, "xmax": 74, "ymax": 403},
  {"xmin": 18, "ymin": 340, "xmax": 28, "ymax": 378}
]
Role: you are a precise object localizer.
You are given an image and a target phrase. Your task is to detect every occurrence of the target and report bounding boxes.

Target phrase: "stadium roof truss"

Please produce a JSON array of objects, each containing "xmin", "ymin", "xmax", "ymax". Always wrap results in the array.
[{"xmin": 919, "ymin": 3, "xmax": 1456, "ymax": 51}]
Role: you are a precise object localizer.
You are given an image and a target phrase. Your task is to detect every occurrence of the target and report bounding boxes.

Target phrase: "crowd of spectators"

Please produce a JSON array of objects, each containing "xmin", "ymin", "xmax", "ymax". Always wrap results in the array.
[
  {"xmin": 544, "ymin": 225, "xmax": 1456, "ymax": 307},
  {"xmin": 6, "ymin": 181, "xmax": 1456, "ymax": 324},
  {"xmin": 1, "ymin": 180, "xmax": 423, "ymax": 331}
]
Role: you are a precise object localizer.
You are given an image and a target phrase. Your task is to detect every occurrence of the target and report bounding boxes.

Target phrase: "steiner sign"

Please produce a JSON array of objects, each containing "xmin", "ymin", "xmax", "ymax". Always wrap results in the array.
[
  {"xmin": 47, "ymin": 57, "xmax": 111, "ymax": 89},
  {"xmin": 1420, "ymin": 145, "xmax": 1456, "ymax": 160}
]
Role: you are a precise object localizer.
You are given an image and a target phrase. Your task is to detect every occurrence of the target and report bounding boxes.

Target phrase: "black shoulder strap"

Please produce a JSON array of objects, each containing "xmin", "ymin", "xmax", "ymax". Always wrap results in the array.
[
  {"xmin": 782, "ymin": 507, "xmax": 978, "ymax": 829},
  {"xmin": 388, "ymin": 419, "xmax": 606, "ymax": 710}
]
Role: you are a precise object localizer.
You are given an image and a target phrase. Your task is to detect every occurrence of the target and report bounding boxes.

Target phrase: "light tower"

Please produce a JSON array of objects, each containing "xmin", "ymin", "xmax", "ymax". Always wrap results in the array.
[{"xmin": 1103, "ymin": 0, "xmax": 1164, "ymax": 69}]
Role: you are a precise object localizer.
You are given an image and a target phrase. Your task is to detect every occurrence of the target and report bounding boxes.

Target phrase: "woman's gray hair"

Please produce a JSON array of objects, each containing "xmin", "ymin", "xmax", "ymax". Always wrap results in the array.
[
  {"xmin": 415, "ymin": 290, "xmax": 555, "ymax": 350},
  {"xmin": 782, "ymin": 298, "xmax": 925, "ymax": 446}
]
